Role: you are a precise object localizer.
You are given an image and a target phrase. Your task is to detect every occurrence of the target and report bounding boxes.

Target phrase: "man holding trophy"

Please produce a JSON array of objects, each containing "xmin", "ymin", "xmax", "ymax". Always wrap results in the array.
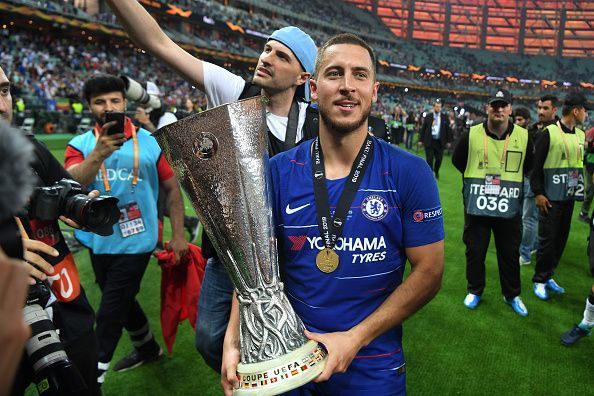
[{"xmin": 219, "ymin": 34, "xmax": 445, "ymax": 395}]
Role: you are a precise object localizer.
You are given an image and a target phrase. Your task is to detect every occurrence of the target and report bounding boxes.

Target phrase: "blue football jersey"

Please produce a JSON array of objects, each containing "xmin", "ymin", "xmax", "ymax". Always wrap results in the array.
[{"xmin": 270, "ymin": 137, "xmax": 444, "ymax": 394}]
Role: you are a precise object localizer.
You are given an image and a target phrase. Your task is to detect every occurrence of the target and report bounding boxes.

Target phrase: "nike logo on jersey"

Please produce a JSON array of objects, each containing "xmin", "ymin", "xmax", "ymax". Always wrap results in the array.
[{"xmin": 285, "ymin": 203, "xmax": 311, "ymax": 215}]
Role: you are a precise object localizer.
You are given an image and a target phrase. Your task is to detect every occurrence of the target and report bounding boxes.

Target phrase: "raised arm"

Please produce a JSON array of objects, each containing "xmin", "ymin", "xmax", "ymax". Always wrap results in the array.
[{"xmin": 105, "ymin": 0, "xmax": 206, "ymax": 91}]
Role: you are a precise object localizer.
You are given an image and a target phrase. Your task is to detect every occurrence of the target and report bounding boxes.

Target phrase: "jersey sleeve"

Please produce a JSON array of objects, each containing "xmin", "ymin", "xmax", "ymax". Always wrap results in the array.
[
  {"xmin": 157, "ymin": 152, "xmax": 174, "ymax": 182},
  {"xmin": 398, "ymin": 155, "xmax": 445, "ymax": 247},
  {"xmin": 64, "ymin": 144, "xmax": 85, "ymax": 169},
  {"xmin": 202, "ymin": 61, "xmax": 246, "ymax": 108}
]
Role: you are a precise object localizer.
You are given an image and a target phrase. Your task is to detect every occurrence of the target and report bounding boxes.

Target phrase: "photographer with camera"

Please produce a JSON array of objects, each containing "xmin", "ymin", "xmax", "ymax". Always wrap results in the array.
[
  {"xmin": 64, "ymin": 74, "xmax": 187, "ymax": 386},
  {"xmin": 121, "ymin": 77, "xmax": 200, "ymax": 245},
  {"xmin": 125, "ymin": 79, "xmax": 177, "ymax": 134},
  {"xmin": 1, "ymin": 65, "xmax": 102, "ymax": 396}
]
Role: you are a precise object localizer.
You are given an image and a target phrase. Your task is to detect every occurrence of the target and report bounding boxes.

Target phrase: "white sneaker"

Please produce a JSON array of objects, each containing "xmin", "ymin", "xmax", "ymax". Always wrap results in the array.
[
  {"xmin": 505, "ymin": 296, "xmax": 528, "ymax": 316},
  {"xmin": 533, "ymin": 283, "xmax": 549, "ymax": 300},
  {"xmin": 519, "ymin": 256, "xmax": 531, "ymax": 266},
  {"xmin": 463, "ymin": 293, "xmax": 481, "ymax": 309}
]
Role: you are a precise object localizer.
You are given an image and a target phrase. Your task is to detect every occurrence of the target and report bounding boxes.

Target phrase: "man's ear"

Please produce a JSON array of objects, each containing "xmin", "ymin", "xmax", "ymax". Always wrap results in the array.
[
  {"xmin": 372, "ymin": 81, "xmax": 379, "ymax": 103},
  {"xmin": 296, "ymin": 72, "xmax": 310, "ymax": 87},
  {"xmin": 310, "ymin": 79, "xmax": 318, "ymax": 101}
]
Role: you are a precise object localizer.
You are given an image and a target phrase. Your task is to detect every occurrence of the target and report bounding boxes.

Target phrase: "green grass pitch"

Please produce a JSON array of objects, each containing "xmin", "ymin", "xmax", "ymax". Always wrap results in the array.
[{"xmin": 25, "ymin": 137, "xmax": 592, "ymax": 395}]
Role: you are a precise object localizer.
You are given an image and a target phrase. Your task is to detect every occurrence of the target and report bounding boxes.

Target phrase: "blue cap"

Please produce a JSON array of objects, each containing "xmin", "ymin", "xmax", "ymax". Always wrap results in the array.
[{"xmin": 268, "ymin": 26, "xmax": 317, "ymax": 101}]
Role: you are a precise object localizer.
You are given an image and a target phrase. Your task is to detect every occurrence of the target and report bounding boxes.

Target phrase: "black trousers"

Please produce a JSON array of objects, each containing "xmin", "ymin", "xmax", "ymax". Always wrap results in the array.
[
  {"xmin": 425, "ymin": 139, "xmax": 444, "ymax": 175},
  {"xmin": 533, "ymin": 200, "xmax": 575, "ymax": 283},
  {"xmin": 11, "ymin": 330, "xmax": 101, "ymax": 396},
  {"xmin": 463, "ymin": 213, "xmax": 522, "ymax": 299},
  {"xmin": 90, "ymin": 251, "xmax": 155, "ymax": 364}
]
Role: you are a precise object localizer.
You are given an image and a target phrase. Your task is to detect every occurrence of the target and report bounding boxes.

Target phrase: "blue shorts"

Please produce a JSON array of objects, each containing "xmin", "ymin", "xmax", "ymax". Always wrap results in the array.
[{"xmin": 282, "ymin": 360, "xmax": 406, "ymax": 396}]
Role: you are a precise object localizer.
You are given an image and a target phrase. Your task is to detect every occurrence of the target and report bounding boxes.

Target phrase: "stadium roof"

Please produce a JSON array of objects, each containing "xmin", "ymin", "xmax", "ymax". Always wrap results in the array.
[{"xmin": 346, "ymin": 0, "xmax": 594, "ymax": 58}]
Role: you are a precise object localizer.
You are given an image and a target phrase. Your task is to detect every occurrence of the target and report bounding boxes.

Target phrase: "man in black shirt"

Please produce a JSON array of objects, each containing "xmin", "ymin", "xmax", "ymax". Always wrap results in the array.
[
  {"xmin": 0, "ymin": 65, "xmax": 100, "ymax": 395},
  {"xmin": 530, "ymin": 93, "xmax": 590, "ymax": 300}
]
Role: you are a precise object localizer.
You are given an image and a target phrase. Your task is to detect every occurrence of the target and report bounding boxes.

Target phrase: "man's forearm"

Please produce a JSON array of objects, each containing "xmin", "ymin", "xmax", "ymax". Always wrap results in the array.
[
  {"xmin": 105, "ymin": 0, "xmax": 169, "ymax": 54},
  {"xmin": 105, "ymin": 0, "xmax": 205, "ymax": 91},
  {"xmin": 226, "ymin": 291, "xmax": 240, "ymax": 347},
  {"xmin": 166, "ymin": 183, "xmax": 185, "ymax": 240},
  {"xmin": 350, "ymin": 244, "xmax": 444, "ymax": 348},
  {"xmin": 67, "ymin": 152, "xmax": 104, "ymax": 186}
]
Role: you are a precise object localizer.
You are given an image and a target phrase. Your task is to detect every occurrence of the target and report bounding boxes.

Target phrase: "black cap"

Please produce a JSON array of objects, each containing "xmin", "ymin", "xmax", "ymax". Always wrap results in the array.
[
  {"xmin": 488, "ymin": 89, "xmax": 512, "ymax": 105},
  {"xmin": 563, "ymin": 92, "xmax": 592, "ymax": 110}
]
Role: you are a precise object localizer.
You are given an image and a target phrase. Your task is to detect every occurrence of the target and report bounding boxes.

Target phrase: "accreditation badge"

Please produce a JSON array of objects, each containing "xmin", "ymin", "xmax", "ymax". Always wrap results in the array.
[
  {"xmin": 567, "ymin": 170, "xmax": 579, "ymax": 188},
  {"xmin": 484, "ymin": 174, "xmax": 501, "ymax": 195},
  {"xmin": 118, "ymin": 202, "xmax": 146, "ymax": 237}
]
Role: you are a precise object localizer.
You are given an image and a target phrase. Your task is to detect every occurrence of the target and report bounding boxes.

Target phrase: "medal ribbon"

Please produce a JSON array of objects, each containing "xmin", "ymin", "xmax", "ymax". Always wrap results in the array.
[
  {"xmin": 311, "ymin": 135, "xmax": 374, "ymax": 251},
  {"xmin": 94, "ymin": 121, "xmax": 139, "ymax": 193}
]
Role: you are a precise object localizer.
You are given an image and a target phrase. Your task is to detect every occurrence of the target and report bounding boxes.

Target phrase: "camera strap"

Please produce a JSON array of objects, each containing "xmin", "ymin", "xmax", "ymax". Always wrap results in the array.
[{"xmin": 94, "ymin": 122, "xmax": 139, "ymax": 193}]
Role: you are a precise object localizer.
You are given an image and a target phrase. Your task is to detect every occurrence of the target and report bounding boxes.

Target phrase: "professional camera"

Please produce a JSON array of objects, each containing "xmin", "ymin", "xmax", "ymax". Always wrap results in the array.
[
  {"xmin": 29, "ymin": 178, "xmax": 120, "ymax": 236},
  {"xmin": 120, "ymin": 75, "xmax": 163, "ymax": 113},
  {"xmin": 23, "ymin": 281, "xmax": 87, "ymax": 395}
]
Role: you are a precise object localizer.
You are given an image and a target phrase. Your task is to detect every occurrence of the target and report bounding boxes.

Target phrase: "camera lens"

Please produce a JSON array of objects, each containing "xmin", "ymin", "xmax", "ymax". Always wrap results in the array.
[{"xmin": 64, "ymin": 195, "xmax": 120, "ymax": 236}]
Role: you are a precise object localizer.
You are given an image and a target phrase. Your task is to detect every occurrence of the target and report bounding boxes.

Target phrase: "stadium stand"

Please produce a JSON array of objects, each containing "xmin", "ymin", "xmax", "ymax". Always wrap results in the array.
[{"xmin": 1, "ymin": 0, "xmax": 592, "ymax": 134}]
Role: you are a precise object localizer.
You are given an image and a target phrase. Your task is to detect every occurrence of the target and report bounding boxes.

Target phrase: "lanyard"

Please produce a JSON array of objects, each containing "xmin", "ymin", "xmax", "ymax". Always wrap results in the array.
[
  {"xmin": 557, "ymin": 121, "xmax": 581, "ymax": 162},
  {"xmin": 94, "ymin": 125, "xmax": 139, "ymax": 193},
  {"xmin": 14, "ymin": 217, "xmax": 29, "ymax": 239},
  {"xmin": 483, "ymin": 130, "xmax": 510, "ymax": 169},
  {"xmin": 283, "ymin": 100, "xmax": 299, "ymax": 151},
  {"xmin": 311, "ymin": 135, "xmax": 373, "ymax": 250}
]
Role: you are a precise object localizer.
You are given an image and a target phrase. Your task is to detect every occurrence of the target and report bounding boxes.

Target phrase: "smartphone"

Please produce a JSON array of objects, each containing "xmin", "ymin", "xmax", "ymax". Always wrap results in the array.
[{"xmin": 104, "ymin": 112, "xmax": 125, "ymax": 135}]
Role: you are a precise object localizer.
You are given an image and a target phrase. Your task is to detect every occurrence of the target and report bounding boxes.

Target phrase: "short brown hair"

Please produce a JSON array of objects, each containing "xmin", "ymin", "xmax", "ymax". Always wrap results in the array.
[{"xmin": 314, "ymin": 33, "xmax": 376, "ymax": 79}]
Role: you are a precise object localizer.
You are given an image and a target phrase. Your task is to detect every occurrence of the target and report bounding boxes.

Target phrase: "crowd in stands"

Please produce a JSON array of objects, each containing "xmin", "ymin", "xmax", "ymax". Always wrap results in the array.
[
  {"xmin": 136, "ymin": 0, "xmax": 594, "ymax": 83},
  {"xmin": 12, "ymin": 0, "xmax": 593, "ymax": 90},
  {"xmin": 0, "ymin": 29, "xmax": 230, "ymax": 112},
  {"xmin": 4, "ymin": 0, "xmax": 593, "ymax": 136}
]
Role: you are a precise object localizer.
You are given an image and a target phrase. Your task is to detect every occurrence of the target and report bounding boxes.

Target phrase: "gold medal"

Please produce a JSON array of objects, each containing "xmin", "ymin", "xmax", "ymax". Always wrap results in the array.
[{"xmin": 316, "ymin": 248, "xmax": 339, "ymax": 273}]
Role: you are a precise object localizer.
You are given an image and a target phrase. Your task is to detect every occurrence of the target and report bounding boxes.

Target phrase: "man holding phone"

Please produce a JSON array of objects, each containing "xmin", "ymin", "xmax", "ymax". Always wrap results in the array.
[
  {"xmin": 64, "ymin": 74, "xmax": 188, "ymax": 387},
  {"xmin": 105, "ymin": 111, "xmax": 126, "ymax": 138}
]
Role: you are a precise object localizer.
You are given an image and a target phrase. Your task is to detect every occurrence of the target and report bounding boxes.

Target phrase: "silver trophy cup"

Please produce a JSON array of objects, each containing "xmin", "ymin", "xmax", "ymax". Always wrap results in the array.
[{"xmin": 154, "ymin": 96, "xmax": 326, "ymax": 395}]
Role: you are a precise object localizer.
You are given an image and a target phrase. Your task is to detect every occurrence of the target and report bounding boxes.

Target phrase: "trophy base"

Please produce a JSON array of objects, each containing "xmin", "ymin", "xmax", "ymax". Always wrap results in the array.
[{"xmin": 234, "ymin": 340, "xmax": 327, "ymax": 395}]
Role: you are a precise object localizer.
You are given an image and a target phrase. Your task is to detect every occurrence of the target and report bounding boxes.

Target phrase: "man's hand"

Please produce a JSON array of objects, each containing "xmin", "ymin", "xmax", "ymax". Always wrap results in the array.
[
  {"xmin": 22, "ymin": 239, "xmax": 58, "ymax": 285},
  {"xmin": 168, "ymin": 237, "xmax": 188, "ymax": 264},
  {"xmin": 417, "ymin": 141, "xmax": 423, "ymax": 147},
  {"xmin": 94, "ymin": 120, "xmax": 127, "ymax": 160},
  {"xmin": 0, "ymin": 248, "xmax": 31, "ymax": 395},
  {"xmin": 221, "ymin": 338, "xmax": 240, "ymax": 396},
  {"xmin": 59, "ymin": 190, "xmax": 100, "ymax": 229},
  {"xmin": 134, "ymin": 107, "xmax": 156, "ymax": 132},
  {"xmin": 305, "ymin": 328, "xmax": 364, "ymax": 383},
  {"xmin": 535, "ymin": 194, "xmax": 552, "ymax": 215}
]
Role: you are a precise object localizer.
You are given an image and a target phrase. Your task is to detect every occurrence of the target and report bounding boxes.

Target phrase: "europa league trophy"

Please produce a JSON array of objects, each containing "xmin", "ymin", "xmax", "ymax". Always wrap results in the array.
[{"xmin": 154, "ymin": 96, "xmax": 327, "ymax": 395}]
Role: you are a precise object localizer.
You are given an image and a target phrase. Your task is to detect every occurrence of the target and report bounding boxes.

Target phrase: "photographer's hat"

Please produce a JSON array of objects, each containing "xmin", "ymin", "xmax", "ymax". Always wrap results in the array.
[{"xmin": 268, "ymin": 26, "xmax": 317, "ymax": 101}]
